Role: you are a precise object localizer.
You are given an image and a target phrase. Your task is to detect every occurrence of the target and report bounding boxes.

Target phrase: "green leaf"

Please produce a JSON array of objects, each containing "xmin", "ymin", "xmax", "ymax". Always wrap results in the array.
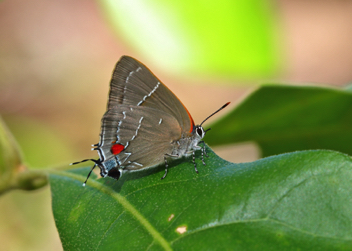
[
  {"xmin": 50, "ymin": 148, "xmax": 352, "ymax": 250},
  {"xmin": 98, "ymin": 0, "xmax": 279, "ymax": 78},
  {"xmin": 206, "ymin": 85, "xmax": 352, "ymax": 157}
]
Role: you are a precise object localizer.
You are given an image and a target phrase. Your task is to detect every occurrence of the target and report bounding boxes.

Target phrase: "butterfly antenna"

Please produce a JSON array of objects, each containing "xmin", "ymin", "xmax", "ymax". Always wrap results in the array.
[
  {"xmin": 70, "ymin": 159, "xmax": 100, "ymax": 186},
  {"xmin": 200, "ymin": 102, "xmax": 230, "ymax": 126}
]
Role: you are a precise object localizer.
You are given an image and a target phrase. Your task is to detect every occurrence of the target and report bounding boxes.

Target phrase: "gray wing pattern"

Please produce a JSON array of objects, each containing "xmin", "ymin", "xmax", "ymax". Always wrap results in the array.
[
  {"xmin": 99, "ymin": 105, "xmax": 181, "ymax": 170},
  {"xmin": 106, "ymin": 56, "xmax": 194, "ymax": 133}
]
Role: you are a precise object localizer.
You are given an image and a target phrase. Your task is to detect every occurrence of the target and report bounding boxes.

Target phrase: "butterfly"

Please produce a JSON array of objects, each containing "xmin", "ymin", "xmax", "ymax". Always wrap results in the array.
[{"xmin": 72, "ymin": 56, "xmax": 229, "ymax": 186}]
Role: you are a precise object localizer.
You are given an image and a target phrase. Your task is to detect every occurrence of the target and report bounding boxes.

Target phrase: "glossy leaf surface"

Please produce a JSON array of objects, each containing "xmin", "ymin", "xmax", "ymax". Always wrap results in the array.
[
  {"xmin": 206, "ymin": 85, "xmax": 352, "ymax": 157},
  {"xmin": 50, "ymin": 149, "xmax": 352, "ymax": 250}
]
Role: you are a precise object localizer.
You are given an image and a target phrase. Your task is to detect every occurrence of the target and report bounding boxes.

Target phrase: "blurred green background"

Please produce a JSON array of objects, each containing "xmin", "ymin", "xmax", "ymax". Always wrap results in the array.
[{"xmin": 1, "ymin": 0, "xmax": 352, "ymax": 250}]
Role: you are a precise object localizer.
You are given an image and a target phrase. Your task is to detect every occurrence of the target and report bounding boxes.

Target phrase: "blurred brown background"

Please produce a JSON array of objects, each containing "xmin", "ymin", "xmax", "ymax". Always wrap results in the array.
[{"xmin": 0, "ymin": 0, "xmax": 352, "ymax": 250}]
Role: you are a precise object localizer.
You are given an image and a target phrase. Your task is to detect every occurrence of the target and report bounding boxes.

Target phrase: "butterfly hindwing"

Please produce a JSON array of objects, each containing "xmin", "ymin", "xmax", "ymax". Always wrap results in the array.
[{"xmin": 99, "ymin": 105, "xmax": 182, "ymax": 170}]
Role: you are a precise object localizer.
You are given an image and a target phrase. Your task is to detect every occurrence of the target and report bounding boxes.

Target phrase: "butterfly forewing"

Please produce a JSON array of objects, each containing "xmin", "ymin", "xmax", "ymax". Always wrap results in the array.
[{"xmin": 107, "ymin": 56, "xmax": 194, "ymax": 133}]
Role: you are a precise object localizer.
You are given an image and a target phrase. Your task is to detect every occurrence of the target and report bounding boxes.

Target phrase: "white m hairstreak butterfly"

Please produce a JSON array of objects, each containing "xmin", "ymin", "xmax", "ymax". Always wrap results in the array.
[{"xmin": 72, "ymin": 56, "xmax": 229, "ymax": 186}]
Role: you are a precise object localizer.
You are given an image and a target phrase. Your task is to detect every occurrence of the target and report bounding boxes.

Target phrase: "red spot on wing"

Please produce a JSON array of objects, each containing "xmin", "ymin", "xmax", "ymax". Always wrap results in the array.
[{"xmin": 111, "ymin": 143, "xmax": 124, "ymax": 155}]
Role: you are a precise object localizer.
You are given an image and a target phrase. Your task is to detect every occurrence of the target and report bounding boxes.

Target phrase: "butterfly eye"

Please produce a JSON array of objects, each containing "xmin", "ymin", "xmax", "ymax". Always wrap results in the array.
[{"xmin": 196, "ymin": 127, "xmax": 204, "ymax": 137}]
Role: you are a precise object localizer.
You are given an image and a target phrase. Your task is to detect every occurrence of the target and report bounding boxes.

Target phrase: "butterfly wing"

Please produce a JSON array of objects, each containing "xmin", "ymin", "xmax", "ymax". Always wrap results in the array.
[
  {"xmin": 106, "ymin": 56, "xmax": 195, "ymax": 134},
  {"xmin": 98, "ymin": 105, "xmax": 181, "ymax": 170}
]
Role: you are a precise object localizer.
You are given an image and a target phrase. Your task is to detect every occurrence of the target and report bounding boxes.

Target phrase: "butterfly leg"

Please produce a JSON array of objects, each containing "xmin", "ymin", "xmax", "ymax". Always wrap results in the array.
[
  {"xmin": 197, "ymin": 141, "xmax": 208, "ymax": 165},
  {"xmin": 162, "ymin": 156, "xmax": 168, "ymax": 179},
  {"xmin": 192, "ymin": 151, "xmax": 199, "ymax": 173},
  {"xmin": 162, "ymin": 153, "xmax": 179, "ymax": 179},
  {"xmin": 199, "ymin": 141, "xmax": 208, "ymax": 157}
]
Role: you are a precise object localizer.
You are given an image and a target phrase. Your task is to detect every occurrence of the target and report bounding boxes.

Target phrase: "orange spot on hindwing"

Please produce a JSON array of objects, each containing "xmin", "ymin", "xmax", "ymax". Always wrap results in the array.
[{"xmin": 111, "ymin": 143, "xmax": 124, "ymax": 155}]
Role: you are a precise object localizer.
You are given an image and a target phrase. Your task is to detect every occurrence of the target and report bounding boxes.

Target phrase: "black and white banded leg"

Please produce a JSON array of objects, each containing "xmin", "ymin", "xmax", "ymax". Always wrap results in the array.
[
  {"xmin": 201, "ymin": 141, "xmax": 209, "ymax": 157},
  {"xmin": 199, "ymin": 141, "xmax": 208, "ymax": 165},
  {"xmin": 192, "ymin": 151, "xmax": 199, "ymax": 173},
  {"xmin": 162, "ymin": 153, "xmax": 179, "ymax": 179}
]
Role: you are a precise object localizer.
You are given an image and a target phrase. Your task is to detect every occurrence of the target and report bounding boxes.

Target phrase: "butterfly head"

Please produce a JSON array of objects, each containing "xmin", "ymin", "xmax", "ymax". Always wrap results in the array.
[
  {"xmin": 193, "ymin": 102, "xmax": 230, "ymax": 141},
  {"xmin": 193, "ymin": 125, "xmax": 210, "ymax": 140}
]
